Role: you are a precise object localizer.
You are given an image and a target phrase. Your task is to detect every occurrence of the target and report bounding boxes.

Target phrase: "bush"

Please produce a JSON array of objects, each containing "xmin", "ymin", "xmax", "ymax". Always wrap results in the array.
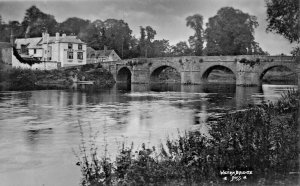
[
  {"xmin": 239, "ymin": 58, "xmax": 260, "ymax": 68},
  {"xmin": 8, "ymin": 68, "xmax": 38, "ymax": 90},
  {"xmin": 75, "ymin": 91, "xmax": 299, "ymax": 185}
]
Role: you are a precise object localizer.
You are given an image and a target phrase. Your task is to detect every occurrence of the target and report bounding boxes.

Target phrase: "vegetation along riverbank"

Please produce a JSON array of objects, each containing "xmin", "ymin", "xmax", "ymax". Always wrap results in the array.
[
  {"xmin": 0, "ymin": 64, "xmax": 115, "ymax": 91},
  {"xmin": 75, "ymin": 90, "xmax": 299, "ymax": 185}
]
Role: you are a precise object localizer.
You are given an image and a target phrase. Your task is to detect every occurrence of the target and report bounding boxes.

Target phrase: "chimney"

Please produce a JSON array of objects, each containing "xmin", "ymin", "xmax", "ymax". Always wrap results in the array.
[
  {"xmin": 62, "ymin": 33, "xmax": 66, "ymax": 38},
  {"xmin": 42, "ymin": 32, "xmax": 46, "ymax": 43},
  {"xmin": 55, "ymin": 32, "xmax": 60, "ymax": 41},
  {"xmin": 104, "ymin": 45, "xmax": 107, "ymax": 54},
  {"xmin": 42, "ymin": 32, "xmax": 49, "ymax": 43}
]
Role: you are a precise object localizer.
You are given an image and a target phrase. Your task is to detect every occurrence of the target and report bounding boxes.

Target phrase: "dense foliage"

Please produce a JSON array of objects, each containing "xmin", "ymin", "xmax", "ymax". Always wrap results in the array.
[
  {"xmin": 0, "ymin": 65, "xmax": 115, "ymax": 91},
  {"xmin": 204, "ymin": 7, "xmax": 267, "ymax": 56},
  {"xmin": 265, "ymin": 0, "xmax": 299, "ymax": 56},
  {"xmin": 75, "ymin": 90, "xmax": 299, "ymax": 185},
  {"xmin": 186, "ymin": 14, "xmax": 204, "ymax": 56},
  {"xmin": 0, "ymin": 5, "xmax": 269, "ymax": 58},
  {"xmin": 266, "ymin": 0, "xmax": 299, "ymax": 44}
]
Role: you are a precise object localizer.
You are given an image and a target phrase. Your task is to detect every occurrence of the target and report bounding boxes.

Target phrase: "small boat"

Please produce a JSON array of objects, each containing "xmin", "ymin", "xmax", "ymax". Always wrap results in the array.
[{"xmin": 75, "ymin": 81, "xmax": 95, "ymax": 84}]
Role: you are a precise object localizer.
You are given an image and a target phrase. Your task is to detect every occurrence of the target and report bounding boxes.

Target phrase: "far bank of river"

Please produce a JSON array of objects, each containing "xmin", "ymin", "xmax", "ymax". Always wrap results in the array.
[{"xmin": 0, "ymin": 64, "xmax": 115, "ymax": 91}]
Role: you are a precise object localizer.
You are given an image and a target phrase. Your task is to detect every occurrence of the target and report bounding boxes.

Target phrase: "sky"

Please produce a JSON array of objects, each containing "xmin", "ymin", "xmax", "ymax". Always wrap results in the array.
[{"xmin": 0, "ymin": 0, "xmax": 296, "ymax": 55}]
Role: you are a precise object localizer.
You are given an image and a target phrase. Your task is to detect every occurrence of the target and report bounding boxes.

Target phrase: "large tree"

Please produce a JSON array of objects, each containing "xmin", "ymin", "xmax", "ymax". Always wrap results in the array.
[
  {"xmin": 171, "ymin": 41, "xmax": 194, "ymax": 56},
  {"xmin": 151, "ymin": 39, "xmax": 171, "ymax": 57},
  {"xmin": 265, "ymin": 0, "xmax": 299, "ymax": 56},
  {"xmin": 266, "ymin": 0, "xmax": 299, "ymax": 43},
  {"xmin": 204, "ymin": 7, "xmax": 266, "ymax": 55},
  {"xmin": 138, "ymin": 26, "xmax": 157, "ymax": 57},
  {"xmin": 22, "ymin": 6, "xmax": 58, "ymax": 37},
  {"xmin": 59, "ymin": 17, "xmax": 90, "ymax": 35},
  {"xmin": 186, "ymin": 14, "xmax": 204, "ymax": 56},
  {"xmin": 103, "ymin": 19, "xmax": 133, "ymax": 58},
  {"xmin": 80, "ymin": 19, "xmax": 133, "ymax": 58}
]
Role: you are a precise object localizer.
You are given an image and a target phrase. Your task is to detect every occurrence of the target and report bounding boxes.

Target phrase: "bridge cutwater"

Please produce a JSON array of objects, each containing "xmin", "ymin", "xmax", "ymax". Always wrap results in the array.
[{"xmin": 88, "ymin": 55, "xmax": 298, "ymax": 86}]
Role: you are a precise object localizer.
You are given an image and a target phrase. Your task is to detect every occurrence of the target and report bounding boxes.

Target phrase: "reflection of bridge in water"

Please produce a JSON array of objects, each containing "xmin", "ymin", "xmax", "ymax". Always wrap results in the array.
[
  {"xmin": 114, "ymin": 83, "xmax": 297, "ymax": 109},
  {"xmin": 99, "ymin": 55, "xmax": 298, "ymax": 86}
]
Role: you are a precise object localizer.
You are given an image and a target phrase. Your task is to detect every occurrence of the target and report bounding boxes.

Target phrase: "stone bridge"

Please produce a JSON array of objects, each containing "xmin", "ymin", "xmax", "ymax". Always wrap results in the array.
[{"xmin": 99, "ymin": 55, "xmax": 298, "ymax": 86}]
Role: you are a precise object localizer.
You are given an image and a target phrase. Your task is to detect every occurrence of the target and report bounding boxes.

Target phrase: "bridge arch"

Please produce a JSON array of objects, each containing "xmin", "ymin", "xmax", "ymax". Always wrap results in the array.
[
  {"xmin": 116, "ymin": 67, "xmax": 132, "ymax": 83},
  {"xmin": 149, "ymin": 62, "xmax": 183, "ymax": 83},
  {"xmin": 201, "ymin": 65, "xmax": 236, "ymax": 81},
  {"xmin": 259, "ymin": 64, "xmax": 297, "ymax": 82}
]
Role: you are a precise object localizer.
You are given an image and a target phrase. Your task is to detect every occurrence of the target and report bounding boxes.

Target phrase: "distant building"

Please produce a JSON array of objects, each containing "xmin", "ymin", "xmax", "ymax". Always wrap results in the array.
[
  {"xmin": 15, "ymin": 32, "xmax": 87, "ymax": 67},
  {"xmin": 87, "ymin": 46, "xmax": 121, "ymax": 63}
]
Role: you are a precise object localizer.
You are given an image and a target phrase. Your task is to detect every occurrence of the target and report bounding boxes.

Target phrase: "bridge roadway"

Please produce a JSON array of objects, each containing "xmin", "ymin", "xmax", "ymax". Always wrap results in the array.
[{"xmin": 97, "ymin": 55, "xmax": 298, "ymax": 86}]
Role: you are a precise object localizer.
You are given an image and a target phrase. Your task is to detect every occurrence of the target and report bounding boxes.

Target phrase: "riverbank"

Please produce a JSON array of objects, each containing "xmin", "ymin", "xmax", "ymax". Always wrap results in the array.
[
  {"xmin": 75, "ymin": 90, "xmax": 299, "ymax": 185},
  {"xmin": 0, "ymin": 64, "xmax": 115, "ymax": 91}
]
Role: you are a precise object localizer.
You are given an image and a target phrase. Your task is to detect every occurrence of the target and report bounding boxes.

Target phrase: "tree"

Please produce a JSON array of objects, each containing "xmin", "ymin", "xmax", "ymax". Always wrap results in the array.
[
  {"xmin": 138, "ymin": 26, "xmax": 157, "ymax": 57},
  {"xmin": 171, "ymin": 41, "xmax": 194, "ymax": 56},
  {"xmin": 145, "ymin": 26, "xmax": 156, "ymax": 42},
  {"xmin": 266, "ymin": 0, "xmax": 299, "ymax": 43},
  {"xmin": 152, "ymin": 39, "xmax": 171, "ymax": 57},
  {"xmin": 265, "ymin": 0, "xmax": 299, "ymax": 56},
  {"xmin": 78, "ymin": 21, "xmax": 101, "ymax": 49},
  {"xmin": 103, "ymin": 19, "xmax": 133, "ymax": 58},
  {"xmin": 59, "ymin": 17, "xmax": 90, "ymax": 35},
  {"xmin": 0, "ymin": 17, "xmax": 24, "ymax": 42},
  {"xmin": 204, "ymin": 7, "xmax": 266, "ymax": 55},
  {"xmin": 138, "ymin": 26, "xmax": 146, "ymax": 57},
  {"xmin": 186, "ymin": 14, "xmax": 204, "ymax": 56},
  {"xmin": 22, "ymin": 6, "xmax": 58, "ymax": 37}
]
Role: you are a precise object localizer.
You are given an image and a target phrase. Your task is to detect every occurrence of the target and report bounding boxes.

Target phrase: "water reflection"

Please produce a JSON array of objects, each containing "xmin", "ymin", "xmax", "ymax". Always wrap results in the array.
[{"xmin": 0, "ymin": 82, "xmax": 297, "ymax": 186}]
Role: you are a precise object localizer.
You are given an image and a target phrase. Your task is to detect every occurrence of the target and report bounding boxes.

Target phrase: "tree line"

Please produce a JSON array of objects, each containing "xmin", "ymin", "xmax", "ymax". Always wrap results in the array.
[{"xmin": 0, "ymin": 1, "xmax": 298, "ymax": 59}]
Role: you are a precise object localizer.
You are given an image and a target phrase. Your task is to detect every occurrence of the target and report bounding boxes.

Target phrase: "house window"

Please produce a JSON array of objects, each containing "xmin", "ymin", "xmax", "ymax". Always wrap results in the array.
[
  {"xmin": 34, "ymin": 49, "xmax": 37, "ymax": 54},
  {"xmin": 68, "ymin": 51, "xmax": 73, "ymax": 59},
  {"xmin": 77, "ymin": 52, "xmax": 83, "ymax": 60},
  {"xmin": 68, "ymin": 43, "xmax": 72, "ymax": 49},
  {"xmin": 21, "ymin": 44, "xmax": 28, "ymax": 54},
  {"xmin": 78, "ymin": 44, "xmax": 82, "ymax": 50}
]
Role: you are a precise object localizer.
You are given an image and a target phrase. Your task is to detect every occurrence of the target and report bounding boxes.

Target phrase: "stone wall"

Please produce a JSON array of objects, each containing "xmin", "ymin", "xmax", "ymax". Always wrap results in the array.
[{"xmin": 0, "ymin": 47, "xmax": 12, "ymax": 66}]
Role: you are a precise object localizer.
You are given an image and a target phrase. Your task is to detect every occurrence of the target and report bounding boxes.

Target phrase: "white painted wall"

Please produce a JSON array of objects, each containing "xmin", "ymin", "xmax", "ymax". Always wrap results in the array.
[
  {"xmin": 28, "ymin": 48, "xmax": 43, "ymax": 58},
  {"xmin": 60, "ymin": 43, "xmax": 87, "ymax": 67},
  {"xmin": 12, "ymin": 50, "xmax": 59, "ymax": 70}
]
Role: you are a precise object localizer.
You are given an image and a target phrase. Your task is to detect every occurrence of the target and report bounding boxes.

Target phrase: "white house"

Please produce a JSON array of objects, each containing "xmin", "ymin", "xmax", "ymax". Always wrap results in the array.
[
  {"xmin": 87, "ymin": 46, "xmax": 121, "ymax": 63},
  {"xmin": 15, "ymin": 32, "xmax": 87, "ymax": 68}
]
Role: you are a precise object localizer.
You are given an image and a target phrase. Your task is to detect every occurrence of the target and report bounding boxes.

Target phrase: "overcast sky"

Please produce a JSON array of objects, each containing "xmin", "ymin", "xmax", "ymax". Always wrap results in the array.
[{"xmin": 0, "ymin": 0, "xmax": 296, "ymax": 55}]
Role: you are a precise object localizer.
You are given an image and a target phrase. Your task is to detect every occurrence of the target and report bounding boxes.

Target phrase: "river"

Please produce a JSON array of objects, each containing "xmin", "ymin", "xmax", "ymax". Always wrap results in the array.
[{"xmin": 0, "ymin": 82, "xmax": 297, "ymax": 186}]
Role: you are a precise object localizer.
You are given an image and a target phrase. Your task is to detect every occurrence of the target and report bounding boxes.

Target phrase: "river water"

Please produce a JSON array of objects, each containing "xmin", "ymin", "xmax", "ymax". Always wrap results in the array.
[{"xmin": 0, "ymin": 83, "xmax": 297, "ymax": 186}]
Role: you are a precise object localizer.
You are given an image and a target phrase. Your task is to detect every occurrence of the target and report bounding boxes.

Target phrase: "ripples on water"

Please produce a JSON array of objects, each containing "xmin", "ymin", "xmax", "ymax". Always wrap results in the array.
[{"xmin": 0, "ymin": 83, "xmax": 297, "ymax": 186}]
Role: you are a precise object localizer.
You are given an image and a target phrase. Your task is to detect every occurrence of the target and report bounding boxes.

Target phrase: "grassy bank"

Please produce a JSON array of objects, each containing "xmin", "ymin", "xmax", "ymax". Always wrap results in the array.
[
  {"xmin": 0, "ymin": 64, "xmax": 115, "ymax": 91},
  {"xmin": 75, "ymin": 90, "xmax": 299, "ymax": 185}
]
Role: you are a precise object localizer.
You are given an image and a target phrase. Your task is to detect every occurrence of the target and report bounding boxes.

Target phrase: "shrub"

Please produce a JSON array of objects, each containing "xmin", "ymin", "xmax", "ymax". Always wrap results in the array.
[
  {"xmin": 8, "ymin": 68, "xmax": 38, "ymax": 90},
  {"xmin": 75, "ymin": 91, "xmax": 299, "ymax": 185},
  {"xmin": 239, "ymin": 58, "xmax": 260, "ymax": 68}
]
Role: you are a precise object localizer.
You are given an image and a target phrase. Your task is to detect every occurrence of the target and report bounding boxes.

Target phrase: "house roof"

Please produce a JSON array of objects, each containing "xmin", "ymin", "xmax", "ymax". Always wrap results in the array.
[
  {"xmin": 15, "ymin": 35, "xmax": 85, "ymax": 49},
  {"xmin": 42, "ymin": 36, "xmax": 85, "ymax": 44},
  {"xmin": 87, "ymin": 47, "xmax": 115, "ymax": 58},
  {"xmin": 27, "ymin": 38, "xmax": 43, "ymax": 49},
  {"xmin": 15, "ymin": 37, "xmax": 42, "ymax": 49}
]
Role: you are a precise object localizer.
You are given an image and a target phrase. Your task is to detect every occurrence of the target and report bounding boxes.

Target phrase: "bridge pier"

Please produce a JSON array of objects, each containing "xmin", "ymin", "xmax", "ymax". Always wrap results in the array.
[
  {"xmin": 236, "ymin": 61, "xmax": 260, "ymax": 86},
  {"xmin": 131, "ymin": 67, "xmax": 150, "ymax": 84},
  {"xmin": 181, "ymin": 71, "xmax": 203, "ymax": 84}
]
